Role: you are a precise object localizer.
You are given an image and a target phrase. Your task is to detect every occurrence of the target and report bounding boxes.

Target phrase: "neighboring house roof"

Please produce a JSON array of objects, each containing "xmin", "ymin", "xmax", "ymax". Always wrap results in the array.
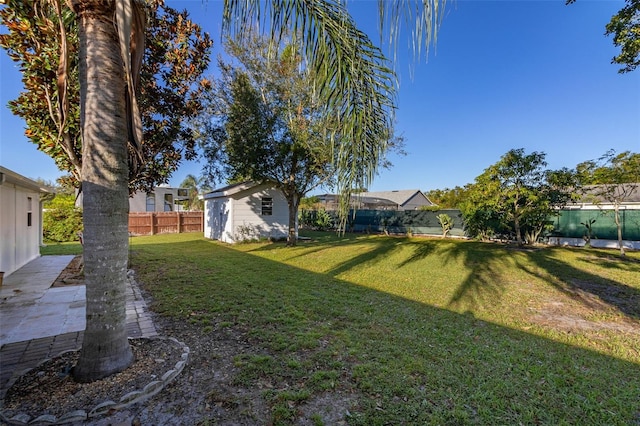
[
  {"xmin": 202, "ymin": 181, "xmax": 263, "ymax": 200},
  {"xmin": 0, "ymin": 166, "xmax": 53, "ymax": 194},
  {"xmin": 315, "ymin": 189, "xmax": 434, "ymax": 210},
  {"xmin": 576, "ymin": 184, "xmax": 640, "ymax": 204},
  {"xmin": 355, "ymin": 189, "xmax": 433, "ymax": 208}
]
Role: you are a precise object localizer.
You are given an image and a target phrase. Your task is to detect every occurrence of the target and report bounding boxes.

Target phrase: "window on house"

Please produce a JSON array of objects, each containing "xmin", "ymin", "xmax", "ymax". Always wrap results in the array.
[
  {"xmin": 146, "ymin": 194, "xmax": 156, "ymax": 212},
  {"xmin": 177, "ymin": 188, "xmax": 188, "ymax": 198},
  {"xmin": 261, "ymin": 197, "xmax": 273, "ymax": 216},
  {"xmin": 27, "ymin": 197, "xmax": 33, "ymax": 227},
  {"xmin": 164, "ymin": 193, "xmax": 173, "ymax": 211}
]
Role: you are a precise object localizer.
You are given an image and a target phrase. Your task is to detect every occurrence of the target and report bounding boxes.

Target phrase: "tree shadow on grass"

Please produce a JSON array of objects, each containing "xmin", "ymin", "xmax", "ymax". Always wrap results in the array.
[
  {"xmin": 522, "ymin": 248, "xmax": 640, "ymax": 320},
  {"xmin": 128, "ymin": 237, "xmax": 640, "ymax": 425},
  {"xmin": 437, "ymin": 242, "xmax": 511, "ymax": 313},
  {"xmin": 395, "ymin": 238, "xmax": 640, "ymax": 321}
]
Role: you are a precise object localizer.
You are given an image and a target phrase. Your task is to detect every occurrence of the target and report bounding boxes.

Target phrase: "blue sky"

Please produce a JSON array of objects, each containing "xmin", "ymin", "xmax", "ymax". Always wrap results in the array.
[{"xmin": 1, "ymin": 0, "xmax": 638, "ymax": 193}]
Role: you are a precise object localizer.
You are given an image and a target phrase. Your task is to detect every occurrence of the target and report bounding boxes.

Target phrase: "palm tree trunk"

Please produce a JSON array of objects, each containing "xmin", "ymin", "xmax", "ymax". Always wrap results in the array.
[{"xmin": 73, "ymin": 0, "xmax": 133, "ymax": 382}]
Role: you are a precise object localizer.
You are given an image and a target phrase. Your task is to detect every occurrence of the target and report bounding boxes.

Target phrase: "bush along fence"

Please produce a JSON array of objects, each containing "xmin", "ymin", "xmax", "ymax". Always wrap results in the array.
[
  {"xmin": 300, "ymin": 209, "xmax": 466, "ymax": 237},
  {"xmin": 300, "ymin": 208, "xmax": 640, "ymax": 245},
  {"xmin": 128, "ymin": 211, "xmax": 204, "ymax": 236}
]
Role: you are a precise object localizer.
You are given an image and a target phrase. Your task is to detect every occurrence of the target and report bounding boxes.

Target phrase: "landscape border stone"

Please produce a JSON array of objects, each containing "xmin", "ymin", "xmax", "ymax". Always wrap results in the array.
[{"xmin": 0, "ymin": 336, "xmax": 189, "ymax": 426}]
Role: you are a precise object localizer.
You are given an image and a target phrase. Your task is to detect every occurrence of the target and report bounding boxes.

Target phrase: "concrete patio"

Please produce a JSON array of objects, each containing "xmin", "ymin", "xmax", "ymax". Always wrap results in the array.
[{"xmin": 0, "ymin": 255, "xmax": 157, "ymax": 399}]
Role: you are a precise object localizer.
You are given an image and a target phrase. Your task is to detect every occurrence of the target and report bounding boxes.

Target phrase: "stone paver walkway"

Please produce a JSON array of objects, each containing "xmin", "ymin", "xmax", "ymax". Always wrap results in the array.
[{"xmin": 0, "ymin": 256, "xmax": 157, "ymax": 399}]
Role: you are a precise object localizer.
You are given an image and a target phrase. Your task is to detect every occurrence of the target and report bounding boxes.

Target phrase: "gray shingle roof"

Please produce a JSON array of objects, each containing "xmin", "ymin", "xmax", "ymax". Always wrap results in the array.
[
  {"xmin": 578, "ymin": 184, "xmax": 640, "ymax": 204},
  {"xmin": 356, "ymin": 190, "xmax": 428, "ymax": 207}
]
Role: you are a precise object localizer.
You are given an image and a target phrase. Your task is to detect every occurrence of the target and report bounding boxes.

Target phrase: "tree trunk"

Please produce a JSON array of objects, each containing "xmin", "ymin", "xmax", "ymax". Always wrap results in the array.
[
  {"xmin": 286, "ymin": 192, "xmax": 300, "ymax": 246},
  {"xmin": 614, "ymin": 203, "xmax": 625, "ymax": 256},
  {"xmin": 514, "ymin": 214, "xmax": 523, "ymax": 245},
  {"xmin": 73, "ymin": 0, "xmax": 133, "ymax": 382}
]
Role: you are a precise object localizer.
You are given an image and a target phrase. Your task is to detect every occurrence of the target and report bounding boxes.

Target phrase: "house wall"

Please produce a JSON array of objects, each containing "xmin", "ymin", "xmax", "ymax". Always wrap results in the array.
[
  {"xmin": 0, "ymin": 181, "xmax": 43, "ymax": 277},
  {"xmin": 401, "ymin": 192, "xmax": 433, "ymax": 210},
  {"xmin": 204, "ymin": 184, "xmax": 288, "ymax": 243},
  {"xmin": 129, "ymin": 187, "xmax": 188, "ymax": 212}
]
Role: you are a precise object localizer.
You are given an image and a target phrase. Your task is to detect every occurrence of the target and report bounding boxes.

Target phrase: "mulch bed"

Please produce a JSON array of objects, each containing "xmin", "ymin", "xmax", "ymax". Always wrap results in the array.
[{"xmin": 51, "ymin": 255, "xmax": 84, "ymax": 288}]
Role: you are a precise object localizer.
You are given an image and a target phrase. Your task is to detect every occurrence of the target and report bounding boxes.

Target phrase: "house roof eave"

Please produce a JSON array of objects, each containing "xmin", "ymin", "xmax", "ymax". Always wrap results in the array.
[{"xmin": 0, "ymin": 166, "xmax": 53, "ymax": 194}]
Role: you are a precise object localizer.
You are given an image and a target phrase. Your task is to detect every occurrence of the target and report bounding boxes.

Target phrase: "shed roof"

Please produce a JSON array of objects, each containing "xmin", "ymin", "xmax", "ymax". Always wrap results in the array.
[{"xmin": 201, "ymin": 181, "xmax": 264, "ymax": 200}]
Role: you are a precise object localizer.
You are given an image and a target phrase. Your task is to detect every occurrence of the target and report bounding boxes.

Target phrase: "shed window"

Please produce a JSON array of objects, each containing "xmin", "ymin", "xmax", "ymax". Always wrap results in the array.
[
  {"xmin": 261, "ymin": 197, "xmax": 273, "ymax": 216},
  {"xmin": 27, "ymin": 197, "xmax": 33, "ymax": 227},
  {"xmin": 146, "ymin": 194, "xmax": 155, "ymax": 212}
]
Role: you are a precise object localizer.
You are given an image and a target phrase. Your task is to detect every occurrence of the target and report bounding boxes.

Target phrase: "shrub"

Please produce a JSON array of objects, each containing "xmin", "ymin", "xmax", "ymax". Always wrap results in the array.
[{"xmin": 43, "ymin": 194, "xmax": 83, "ymax": 242}]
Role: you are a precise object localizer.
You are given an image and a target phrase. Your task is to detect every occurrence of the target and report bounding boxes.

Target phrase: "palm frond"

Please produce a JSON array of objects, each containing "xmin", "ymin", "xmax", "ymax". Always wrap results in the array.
[{"xmin": 222, "ymin": 0, "xmax": 444, "ymax": 229}]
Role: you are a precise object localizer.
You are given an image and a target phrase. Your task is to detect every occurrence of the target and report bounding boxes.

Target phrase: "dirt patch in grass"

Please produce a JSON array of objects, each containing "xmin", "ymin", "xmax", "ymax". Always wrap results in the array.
[{"xmin": 526, "ymin": 279, "xmax": 640, "ymax": 335}]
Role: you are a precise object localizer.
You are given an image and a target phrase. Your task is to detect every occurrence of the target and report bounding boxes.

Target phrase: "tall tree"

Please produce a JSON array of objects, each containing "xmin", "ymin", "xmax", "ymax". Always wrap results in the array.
[
  {"xmin": 197, "ymin": 35, "xmax": 341, "ymax": 245},
  {"xmin": 3, "ymin": 0, "xmax": 444, "ymax": 381},
  {"xmin": 179, "ymin": 173, "xmax": 209, "ymax": 211},
  {"xmin": 479, "ymin": 149, "xmax": 548, "ymax": 245},
  {"xmin": 0, "ymin": 0, "xmax": 213, "ymax": 193},
  {"xmin": 463, "ymin": 149, "xmax": 577, "ymax": 245},
  {"xmin": 1, "ymin": 0, "xmax": 212, "ymax": 382},
  {"xmin": 576, "ymin": 150, "xmax": 640, "ymax": 255},
  {"xmin": 70, "ymin": 0, "xmax": 139, "ymax": 382}
]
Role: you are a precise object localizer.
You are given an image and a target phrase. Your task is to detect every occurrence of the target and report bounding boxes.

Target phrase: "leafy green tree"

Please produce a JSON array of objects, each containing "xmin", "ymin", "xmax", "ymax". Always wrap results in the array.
[
  {"xmin": 606, "ymin": 0, "xmax": 640, "ymax": 73},
  {"xmin": 197, "ymin": 35, "xmax": 336, "ymax": 245},
  {"xmin": 0, "ymin": 0, "xmax": 213, "ymax": 193},
  {"xmin": 3, "ymin": 0, "xmax": 443, "ymax": 381},
  {"xmin": 425, "ymin": 186, "xmax": 470, "ymax": 208},
  {"xmin": 478, "ymin": 149, "xmax": 547, "ymax": 244},
  {"xmin": 463, "ymin": 149, "xmax": 578, "ymax": 245},
  {"xmin": 460, "ymin": 178, "xmax": 509, "ymax": 241},
  {"xmin": 520, "ymin": 167, "xmax": 579, "ymax": 244},
  {"xmin": 576, "ymin": 150, "xmax": 640, "ymax": 255}
]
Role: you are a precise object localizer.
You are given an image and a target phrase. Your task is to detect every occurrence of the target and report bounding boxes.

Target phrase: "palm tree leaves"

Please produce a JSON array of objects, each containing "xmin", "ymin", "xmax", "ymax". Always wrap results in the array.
[
  {"xmin": 221, "ymin": 0, "xmax": 444, "ymax": 227},
  {"xmin": 221, "ymin": 1, "xmax": 392, "ymax": 214}
]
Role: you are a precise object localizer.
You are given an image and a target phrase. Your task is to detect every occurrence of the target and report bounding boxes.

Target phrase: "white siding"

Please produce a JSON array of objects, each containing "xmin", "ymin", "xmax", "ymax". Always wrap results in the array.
[
  {"xmin": 0, "ymin": 183, "xmax": 42, "ymax": 276},
  {"xmin": 228, "ymin": 187, "xmax": 288, "ymax": 242},
  {"xmin": 204, "ymin": 198, "xmax": 232, "ymax": 242},
  {"xmin": 203, "ymin": 183, "xmax": 288, "ymax": 244}
]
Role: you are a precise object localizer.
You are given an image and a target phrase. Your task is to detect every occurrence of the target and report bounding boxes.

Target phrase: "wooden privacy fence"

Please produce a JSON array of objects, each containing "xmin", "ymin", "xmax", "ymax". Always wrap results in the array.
[{"xmin": 129, "ymin": 211, "xmax": 203, "ymax": 236}]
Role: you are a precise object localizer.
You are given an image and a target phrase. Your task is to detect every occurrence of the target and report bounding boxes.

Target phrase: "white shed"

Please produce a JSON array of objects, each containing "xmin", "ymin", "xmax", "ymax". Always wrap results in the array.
[
  {"xmin": 203, "ymin": 181, "xmax": 288, "ymax": 243},
  {"xmin": 0, "ymin": 166, "xmax": 52, "ymax": 277}
]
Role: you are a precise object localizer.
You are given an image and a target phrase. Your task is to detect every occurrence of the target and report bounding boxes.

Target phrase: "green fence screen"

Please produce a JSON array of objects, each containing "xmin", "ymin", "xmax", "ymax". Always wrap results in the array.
[
  {"xmin": 303, "ymin": 208, "xmax": 640, "ymax": 241},
  {"xmin": 346, "ymin": 209, "xmax": 465, "ymax": 236},
  {"xmin": 550, "ymin": 209, "xmax": 640, "ymax": 241}
]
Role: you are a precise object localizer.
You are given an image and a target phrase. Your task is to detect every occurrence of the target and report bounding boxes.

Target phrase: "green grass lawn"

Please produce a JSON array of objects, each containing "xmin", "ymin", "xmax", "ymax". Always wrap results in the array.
[{"xmin": 44, "ymin": 233, "xmax": 640, "ymax": 425}]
